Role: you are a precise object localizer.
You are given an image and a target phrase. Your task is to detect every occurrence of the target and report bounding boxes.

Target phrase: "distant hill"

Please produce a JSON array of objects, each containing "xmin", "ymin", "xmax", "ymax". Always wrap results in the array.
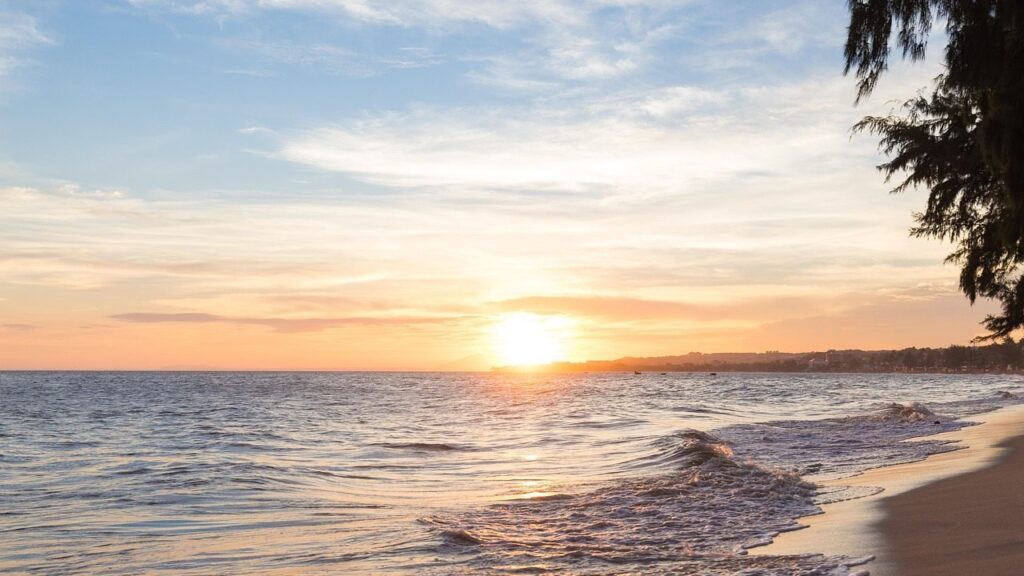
[
  {"xmin": 614, "ymin": 351, "xmax": 800, "ymax": 366},
  {"xmin": 494, "ymin": 341, "xmax": 1024, "ymax": 374}
]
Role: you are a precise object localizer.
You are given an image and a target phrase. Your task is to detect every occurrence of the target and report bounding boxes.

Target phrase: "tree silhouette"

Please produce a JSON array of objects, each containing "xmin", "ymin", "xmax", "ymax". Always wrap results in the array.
[{"xmin": 845, "ymin": 0, "xmax": 1024, "ymax": 338}]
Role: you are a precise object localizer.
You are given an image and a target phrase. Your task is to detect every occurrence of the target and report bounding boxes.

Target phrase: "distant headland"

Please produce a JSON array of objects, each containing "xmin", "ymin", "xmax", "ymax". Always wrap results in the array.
[{"xmin": 494, "ymin": 340, "xmax": 1024, "ymax": 374}]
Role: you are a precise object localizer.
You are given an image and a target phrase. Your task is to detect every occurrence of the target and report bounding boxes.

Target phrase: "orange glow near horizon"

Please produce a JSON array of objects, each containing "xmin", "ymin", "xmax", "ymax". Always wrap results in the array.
[
  {"xmin": 0, "ymin": 288, "xmax": 1007, "ymax": 371},
  {"xmin": 492, "ymin": 313, "xmax": 571, "ymax": 367}
]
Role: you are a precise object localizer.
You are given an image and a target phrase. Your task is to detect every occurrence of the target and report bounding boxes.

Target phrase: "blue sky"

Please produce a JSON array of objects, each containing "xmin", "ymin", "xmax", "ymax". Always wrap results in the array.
[
  {"xmin": 2, "ymin": 0, "xmax": 851, "ymax": 195},
  {"xmin": 0, "ymin": 0, "xmax": 995, "ymax": 369}
]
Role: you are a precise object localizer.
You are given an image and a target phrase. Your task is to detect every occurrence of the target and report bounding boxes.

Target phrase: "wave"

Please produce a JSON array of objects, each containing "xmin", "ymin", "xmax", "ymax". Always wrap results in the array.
[
  {"xmin": 425, "ymin": 393, "xmax": 1024, "ymax": 574},
  {"xmin": 375, "ymin": 442, "xmax": 469, "ymax": 452},
  {"xmin": 425, "ymin": 429, "xmax": 821, "ymax": 570},
  {"xmin": 660, "ymin": 429, "xmax": 736, "ymax": 465},
  {"xmin": 710, "ymin": 399, "xmax": 1008, "ymax": 479},
  {"xmin": 620, "ymin": 429, "xmax": 735, "ymax": 472},
  {"xmin": 440, "ymin": 528, "xmax": 483, "ymax": 545},
  {"xmin": 873, "ymin": 401, "xmax": 940, "ymax": 422}
]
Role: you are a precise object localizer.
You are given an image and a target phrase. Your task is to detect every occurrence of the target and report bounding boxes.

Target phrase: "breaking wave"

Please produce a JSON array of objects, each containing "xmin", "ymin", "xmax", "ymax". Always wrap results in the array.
[
  {"xmin": 424, "ymin": 394, "xmax": 1024, "ymax": 574},
  {"xmin": 426, "ymin": 431, "xmax": 825, "ymax": 570},
  {"xmin": 874, "ymin": 402, "xmax": 939, "ymax": 422}
]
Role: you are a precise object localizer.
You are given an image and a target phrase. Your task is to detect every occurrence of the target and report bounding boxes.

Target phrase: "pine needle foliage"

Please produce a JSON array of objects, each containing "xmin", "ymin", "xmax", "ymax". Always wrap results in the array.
[{"xmin": 845, "ymin": 0, "xmax": 1024, "ymax": 338}]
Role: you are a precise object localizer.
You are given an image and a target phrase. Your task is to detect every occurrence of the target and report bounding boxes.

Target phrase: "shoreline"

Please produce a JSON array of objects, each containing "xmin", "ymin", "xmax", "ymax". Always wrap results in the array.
[
  {"xmin": 881, "ymin": 432, "xmax": 1024, "ymax": 575},
  {"xmin": 749, "ymin": 403, "xmax": 1024, "ymax": 575}
]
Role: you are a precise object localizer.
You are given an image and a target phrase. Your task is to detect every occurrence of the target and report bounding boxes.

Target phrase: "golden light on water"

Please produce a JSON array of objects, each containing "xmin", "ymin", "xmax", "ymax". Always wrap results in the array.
[{"xmin": 492, "ymin": 312, "xmax": 570, "ymax": 367}]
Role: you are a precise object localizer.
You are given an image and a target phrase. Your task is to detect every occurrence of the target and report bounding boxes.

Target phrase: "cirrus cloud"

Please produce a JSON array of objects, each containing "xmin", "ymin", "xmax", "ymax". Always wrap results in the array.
[{"xmin": 111, "ymin": 311, "xmax": 463, "ymax": 332}]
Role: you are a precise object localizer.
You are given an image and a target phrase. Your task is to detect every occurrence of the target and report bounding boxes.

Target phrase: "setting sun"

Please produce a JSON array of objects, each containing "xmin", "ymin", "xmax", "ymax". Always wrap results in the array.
[{"xmin": 492, "ymin": 313, "xmax": 570, "ymax": 367}]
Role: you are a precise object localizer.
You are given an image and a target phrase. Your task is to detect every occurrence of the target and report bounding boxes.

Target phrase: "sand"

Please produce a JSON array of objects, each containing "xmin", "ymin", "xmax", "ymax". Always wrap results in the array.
[
  {"xmin": 881, "ymin": 433, "xmax": 1024, "ymax": 576},
  {"xmin": 749, "ymin": 403, "xmax": 1024, "ymax": 576}
]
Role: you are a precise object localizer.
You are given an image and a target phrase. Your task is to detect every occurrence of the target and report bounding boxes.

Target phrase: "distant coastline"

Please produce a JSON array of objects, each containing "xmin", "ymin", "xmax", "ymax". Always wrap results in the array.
[{"xmin": 494, "ymin": 341, "xmax": 1024, "ymax": 375}]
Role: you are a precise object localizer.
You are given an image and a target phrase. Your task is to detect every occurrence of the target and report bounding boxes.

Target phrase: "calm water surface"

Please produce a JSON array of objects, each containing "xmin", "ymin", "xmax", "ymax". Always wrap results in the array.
[{"xmin": 1, "ymin": 371, "xmax": 1021, "ymax": 574}]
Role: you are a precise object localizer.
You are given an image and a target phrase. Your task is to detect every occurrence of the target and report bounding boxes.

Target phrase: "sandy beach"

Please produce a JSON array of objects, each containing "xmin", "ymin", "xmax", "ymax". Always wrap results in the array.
[
  {"xmin": 882, "ymin": 433, "xmax": 1024, "ymax": 575},
  {"xmin": 753, "ymin": 403, "xmax": 1024, "ymax": 575}
]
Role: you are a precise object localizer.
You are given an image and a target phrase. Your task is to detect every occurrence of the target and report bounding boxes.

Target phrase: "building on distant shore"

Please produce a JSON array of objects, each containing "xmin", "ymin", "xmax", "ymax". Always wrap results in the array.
[{"xmin": 807, "ymin": 356, "xmax": 830, "ymax": 370}]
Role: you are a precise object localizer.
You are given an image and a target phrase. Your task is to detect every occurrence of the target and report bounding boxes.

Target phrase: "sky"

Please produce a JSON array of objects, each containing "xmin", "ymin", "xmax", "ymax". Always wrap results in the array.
[{"xmin": 0, "ymin": 0, "xmax": 1000, "ymax": 370}]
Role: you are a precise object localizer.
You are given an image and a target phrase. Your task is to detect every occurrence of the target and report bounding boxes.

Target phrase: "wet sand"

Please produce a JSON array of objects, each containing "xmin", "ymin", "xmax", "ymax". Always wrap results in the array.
[
  {"xmin": 881, "ymin": 433, "xmax": 1024, "ymax": 576},
  {"xmin": 750, "ymin": 404, "xmax": 1024, "ymax": 576}
]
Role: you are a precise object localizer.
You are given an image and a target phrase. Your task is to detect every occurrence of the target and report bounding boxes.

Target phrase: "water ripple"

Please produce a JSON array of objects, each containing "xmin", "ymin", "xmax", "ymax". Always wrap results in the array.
[{"xmin": 1, "ymin": 371, "xmax": 1021, "ymax": 574}]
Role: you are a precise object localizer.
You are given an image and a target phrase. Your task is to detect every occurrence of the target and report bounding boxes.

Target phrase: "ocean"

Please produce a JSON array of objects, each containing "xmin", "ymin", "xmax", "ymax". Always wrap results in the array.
[{"xmin": 1, "ymin": 371, "xmax": 1021, "ymax": 575}]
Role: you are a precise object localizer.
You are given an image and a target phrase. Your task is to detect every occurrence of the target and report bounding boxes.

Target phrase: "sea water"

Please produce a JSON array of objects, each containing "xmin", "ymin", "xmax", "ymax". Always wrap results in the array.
[{"xmin": 1, "ymin": 371, "xmax": 1021, "ymax": 574}]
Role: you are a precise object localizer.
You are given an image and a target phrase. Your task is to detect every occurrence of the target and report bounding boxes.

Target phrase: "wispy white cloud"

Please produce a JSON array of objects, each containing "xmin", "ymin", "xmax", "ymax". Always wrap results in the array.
[
  {"xmin": 129, "ymin": 0, "xmax": 692, "ymax": 83},
  {"xmin": 130, "ymin": 0, "xmax": 619, "ymax": 28},
  {"xmin": 216, "ymin": 36, "xmax": 447, "ymax": 76},
  {"xmin": 718, "ymin": 1, "xmax": 835, "ymax": 56},
  {"xmin": 111, "ymin": 311, "xmax": 461, "ymax": 332},
  {"xmin": 0, "ymin": 172, "xmax": 987, "ymax": 363},
  {"xmin": 221, "ymin": 67, "xmax": 276, "ymax": 77},
  {"xmin": 272, "ymin": 66, "xmax": 932, "ymax": 203},
  {"xmin": 0, "ymin": 9, "xmax": 53, "ymax": 82}
]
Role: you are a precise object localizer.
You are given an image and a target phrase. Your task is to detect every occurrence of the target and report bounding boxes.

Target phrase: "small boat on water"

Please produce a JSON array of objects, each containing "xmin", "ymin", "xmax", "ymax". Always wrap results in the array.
[
  {"xmin": 709, "ymin": 372, "xmax": 717, "ymax": 376},
  {"xmin": 634, "ymin": 370, "xmax": 642, "ymax": 375}
]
